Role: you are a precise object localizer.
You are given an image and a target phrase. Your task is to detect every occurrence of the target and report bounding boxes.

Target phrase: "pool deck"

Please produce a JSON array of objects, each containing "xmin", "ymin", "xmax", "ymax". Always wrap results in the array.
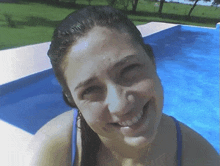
[
  {"xmin": 137, "ymin": 22, "xmax": 178, "ymax": 37},
  {"xmin": 0, "ymin": 42, "xmax": 52, "ymax": 86},
  {"xmin": 0, "ymin": 119, "xmax": 33, "ymax": 166}
]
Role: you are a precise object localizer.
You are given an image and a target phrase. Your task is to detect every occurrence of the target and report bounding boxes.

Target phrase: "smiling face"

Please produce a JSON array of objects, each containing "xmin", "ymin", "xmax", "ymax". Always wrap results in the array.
[{"xmin": 64, "ymin": 26, "xmax": 164, "ymax": 148}]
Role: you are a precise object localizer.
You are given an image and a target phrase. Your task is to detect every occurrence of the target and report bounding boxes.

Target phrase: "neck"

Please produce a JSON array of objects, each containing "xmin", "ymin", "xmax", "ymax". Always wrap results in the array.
[
  {"xmin": 97, "ymin": 114, "xmax": 169, "ymax": 164},
  {"xmin": 98, "ymin": 132, "xmax": 156, "ymax": 166}
]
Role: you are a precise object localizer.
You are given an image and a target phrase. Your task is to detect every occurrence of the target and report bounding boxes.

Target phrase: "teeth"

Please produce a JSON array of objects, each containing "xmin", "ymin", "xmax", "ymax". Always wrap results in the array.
[
  {"xmin": 118, "ymin": 111, "xmax": 143, "ymax": 127},
  {"xmin": 132, "ymin": 117, "xmax": 139, "ymax": 124}
]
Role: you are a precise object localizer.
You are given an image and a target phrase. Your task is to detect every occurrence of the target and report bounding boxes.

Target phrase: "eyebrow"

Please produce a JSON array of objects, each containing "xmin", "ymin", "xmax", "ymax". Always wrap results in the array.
[
  {"xmin": 112, "ymin": 55, "xmax": 138, "ymax": 69},
  {"xmin": 74, "ymin": 55, "xmax": 138, "ymax": 91},
  {"xmin": 74, "ymin": 77, "xmax": 97, "ymax": 91}
]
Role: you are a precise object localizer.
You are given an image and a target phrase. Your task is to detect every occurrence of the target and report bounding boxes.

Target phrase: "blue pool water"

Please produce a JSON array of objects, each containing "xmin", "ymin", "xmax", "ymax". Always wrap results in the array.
[
  {"xmin": 0, "ymin": 25, "xmax": 219, "ymax": 153},
  {"xmin": 144, "ymin": 25, "xmax": 219, "ymax": 153}
]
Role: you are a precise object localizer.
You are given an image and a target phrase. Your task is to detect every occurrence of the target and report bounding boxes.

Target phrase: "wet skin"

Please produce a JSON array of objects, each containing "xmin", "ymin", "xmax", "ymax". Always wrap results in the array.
[{"xmin": 64, "ymin": 26, "xmax": 164, "ymax": 160}]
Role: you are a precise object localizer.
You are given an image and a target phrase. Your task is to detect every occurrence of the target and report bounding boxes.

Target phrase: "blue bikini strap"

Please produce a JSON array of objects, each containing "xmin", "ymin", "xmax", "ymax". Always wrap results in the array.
[
  {"xmin": 170, "ymin": 116, "xmax": 182, "ymax": 166},
  {"xmin": 72, "ymin": 108, "xmax": 78, "ymax": 166}
]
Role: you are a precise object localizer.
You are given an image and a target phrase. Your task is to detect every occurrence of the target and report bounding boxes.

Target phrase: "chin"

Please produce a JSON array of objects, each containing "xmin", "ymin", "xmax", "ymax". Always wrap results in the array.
[{"xmin": 123, "ymin": 127, "xmax": 158, "ymax": 148}]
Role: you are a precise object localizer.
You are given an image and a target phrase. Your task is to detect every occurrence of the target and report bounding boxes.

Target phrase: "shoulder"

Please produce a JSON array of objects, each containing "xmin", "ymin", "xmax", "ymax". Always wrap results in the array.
[
  {"xmin": 27, "ymin": 110, "xmax": 75, "ymax": 166},
  {"xmin": 33, "ymin": 109, "xmax": 75, "ymax": 140},
  {"xmin": 179, "ymin": 121, "xmax": 219, "ymax": 166}
]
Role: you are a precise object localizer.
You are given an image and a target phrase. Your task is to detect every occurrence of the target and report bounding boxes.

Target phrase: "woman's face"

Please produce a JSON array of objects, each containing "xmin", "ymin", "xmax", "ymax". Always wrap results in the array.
[{"xmin": 64, "ymin": 26, "xmax": 163, "ymax": 147}]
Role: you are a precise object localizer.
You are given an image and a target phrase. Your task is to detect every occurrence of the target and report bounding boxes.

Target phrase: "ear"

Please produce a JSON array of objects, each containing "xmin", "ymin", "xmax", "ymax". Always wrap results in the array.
[{"xmin": 62, "ymin": 91, "xmax": 77, "ymax": 108}]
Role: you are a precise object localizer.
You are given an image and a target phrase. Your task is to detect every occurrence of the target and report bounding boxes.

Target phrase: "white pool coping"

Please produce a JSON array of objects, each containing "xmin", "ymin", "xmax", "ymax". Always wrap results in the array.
[
  {"xmin": 0, "ymin": 120, "xmax": 33, "ymax": 166},
  {"xmin": 0, "ymin": 22, "xmax": 178, "ymax": 86},
  {"xmin": 0, "ymin": 42, "xmax": 52, "ymax": 86}
]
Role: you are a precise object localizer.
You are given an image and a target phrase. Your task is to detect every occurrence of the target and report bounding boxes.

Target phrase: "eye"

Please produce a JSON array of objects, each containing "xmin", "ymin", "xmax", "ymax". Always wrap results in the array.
[
  {"xmin": 82, "ymin": 86, "xmax": 100, "ymax": 95},
  {"xmin": 121, "ymin": 64, "xmax": 140, "ymax": 77},
  {"xmin": 81, "ymin": 86, "xmax": 104, "ymax": 101},
  {"xmin": 124, "ymin": 64, "xmax": 139, "ymax": 71}
]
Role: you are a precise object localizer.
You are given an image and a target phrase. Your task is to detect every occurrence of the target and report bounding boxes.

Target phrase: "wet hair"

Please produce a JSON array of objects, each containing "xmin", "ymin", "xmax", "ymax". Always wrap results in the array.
[{"xmin": 47, "ymin": 5, "xmax": 155, "ymax": 166}]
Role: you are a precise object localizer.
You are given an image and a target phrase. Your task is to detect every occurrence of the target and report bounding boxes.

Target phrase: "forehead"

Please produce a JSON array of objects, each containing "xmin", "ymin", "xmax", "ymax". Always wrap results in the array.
[
  {"xmin": 64, "ymin": 26, "xmax": 145, "ymax": 89},
  {"xmin": 70, "ymin": 27, "xmax": 137, "ymax": 60}
]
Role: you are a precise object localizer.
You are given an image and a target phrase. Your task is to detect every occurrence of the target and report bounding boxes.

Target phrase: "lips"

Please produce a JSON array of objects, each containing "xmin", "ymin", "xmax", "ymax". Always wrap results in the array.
[
  {"xmin": 118, "ymin": 110, "xmax": 143, "ymax": 127},
  {"xmin": 111, "ymin": 100, "xmax": 150, "ymax": 128},
  {"xmin": 110, "ymin": 100, "xmax": 151, "ymax": 136}
]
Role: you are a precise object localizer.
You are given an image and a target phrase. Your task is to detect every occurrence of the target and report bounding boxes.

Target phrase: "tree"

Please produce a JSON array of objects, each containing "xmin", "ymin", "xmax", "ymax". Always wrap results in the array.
[
  {"xmin": 106, "ymin": 0, "xmax": 117, "ymax": 6},
  {"xmin": 212, "ymin": 0, "xmax": 220, "ymax": 7},
  {"xmin": 87, "ymin": 0, "xmax": 92, "ymax": 5},
  {"xmin": 158, "ymin": 0, "xmax": 165, "ymax": 14},
  {"xmin": 65, "ymin": 0, "xmax": 76, "ymax": 4},
  {"xmin": 212, "ymin": 0, "xmax": 220, "ymax": 4},
  {"xmin": 187, "ymin": 0, "xmax": 211, "ymax": 18},
  {"xmin": 106, "ymin": 0, "xmax": 139, "ymax": 12},
  {"xmin": 132, "ymin": 0, "xmax": 139, "ymax": 13}
]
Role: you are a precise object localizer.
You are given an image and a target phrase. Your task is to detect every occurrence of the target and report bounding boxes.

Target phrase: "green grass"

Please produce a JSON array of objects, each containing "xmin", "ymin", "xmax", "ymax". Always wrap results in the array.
[
  {"xmin": 0, "ymin": 2, "xmax": 73, "ymax": 49},
  {"xmin": 0, "ymin": 0, "xmax": 219, "ymax": 50}
]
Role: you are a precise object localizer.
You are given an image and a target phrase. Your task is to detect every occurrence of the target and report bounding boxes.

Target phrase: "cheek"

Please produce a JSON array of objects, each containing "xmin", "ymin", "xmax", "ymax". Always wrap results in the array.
[
  {"xmin": 80, "ymin": 106, "xmax": 113, "ymax": 136},
  {"xmin": 78, "ymin": 103, "xmax": 108, "ymax": 126},
  {"xmin": 154, "ymin": 76, "xmax": 164, "ymax": 106},
  {"xmin": 134, "ymin": 79, "xmax": 155, "ymax": 97}
]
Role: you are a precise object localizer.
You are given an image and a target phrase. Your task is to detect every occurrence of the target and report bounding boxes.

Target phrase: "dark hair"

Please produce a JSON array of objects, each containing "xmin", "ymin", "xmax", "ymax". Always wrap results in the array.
[{"xmin": 47, "ymin": 5, "xmax": 155, "ymax": 166}]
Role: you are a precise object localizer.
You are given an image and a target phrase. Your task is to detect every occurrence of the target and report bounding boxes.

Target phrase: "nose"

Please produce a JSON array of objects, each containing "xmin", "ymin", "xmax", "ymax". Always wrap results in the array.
[{"xmin": 105, "ymin": 84, "xmax": 135, "ymax": 116}]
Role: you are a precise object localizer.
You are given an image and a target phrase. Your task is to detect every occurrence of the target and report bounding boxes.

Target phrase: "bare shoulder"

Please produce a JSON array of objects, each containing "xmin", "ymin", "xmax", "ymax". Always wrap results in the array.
[
  {"xmin": 28, "ymin": 110, "xmax": 75, "ymax": 166},
  {"xmin": 32, "ymin": 109, "xmax": 74, "ymax": 141},
  {"xmin": 179, "ymin": 121, "xmax": 219, "ymax": 166}
]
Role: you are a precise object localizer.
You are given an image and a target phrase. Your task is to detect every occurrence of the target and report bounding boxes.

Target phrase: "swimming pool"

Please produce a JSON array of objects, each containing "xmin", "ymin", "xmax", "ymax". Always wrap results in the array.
[
  {"xmin": 144, "ymin": 24, "xmax": 219, "ymax": 153},
  {"xmin": 0, "ymin": 23, "xmax": 219, "ymax": 154}
]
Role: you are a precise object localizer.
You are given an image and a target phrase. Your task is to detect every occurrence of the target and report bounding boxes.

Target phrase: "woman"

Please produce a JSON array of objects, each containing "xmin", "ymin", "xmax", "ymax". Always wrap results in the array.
[{"xmin": 28, "ymin": 6, "xmax": 219, "ymax": 166}]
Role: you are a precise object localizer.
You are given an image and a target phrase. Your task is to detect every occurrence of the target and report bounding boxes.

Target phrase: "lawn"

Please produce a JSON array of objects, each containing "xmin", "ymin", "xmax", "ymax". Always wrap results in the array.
[{"xmin": 0, "ymin": 0, "xmax": 219, "ymax": 50}]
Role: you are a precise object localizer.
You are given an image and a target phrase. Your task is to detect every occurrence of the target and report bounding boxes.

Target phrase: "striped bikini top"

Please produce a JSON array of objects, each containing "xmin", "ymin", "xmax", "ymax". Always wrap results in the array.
[{"xmin": 71, "ymin": 108, "xmax": 182, "ymax": 166}]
